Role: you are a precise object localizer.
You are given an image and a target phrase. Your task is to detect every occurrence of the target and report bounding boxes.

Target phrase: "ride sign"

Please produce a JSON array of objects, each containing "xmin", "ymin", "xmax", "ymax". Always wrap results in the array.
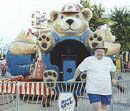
[{"xmin": 58, "ymin": 92, "xmax": 75, "ymax": 111}]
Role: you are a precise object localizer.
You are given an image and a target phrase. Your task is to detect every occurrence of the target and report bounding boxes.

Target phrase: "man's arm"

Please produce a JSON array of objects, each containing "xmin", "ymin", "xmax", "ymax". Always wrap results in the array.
[
  {"xmin": 111, "ymin": 71, "xmax": 125, "ymax": 93},
  {"xmin": 109, "ymin": 57, "xmax": 117, "ymax": 85},
  {"xmin": 68, "ymin": 58, "xmax": 88, "ymax": 82},
  {"xmin": 73, "ymin": 68, "xmax": 82, "ymax": 80},
  {"xmin": 68, "ymin": 68, "xmax": 82, "ymax": 82}
]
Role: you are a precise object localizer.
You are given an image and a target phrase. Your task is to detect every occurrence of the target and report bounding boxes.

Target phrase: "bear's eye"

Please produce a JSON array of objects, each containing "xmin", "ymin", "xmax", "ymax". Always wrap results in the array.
[
  {"xmin": 61, "ymin": 15, "xmax": 64, "ymax": 19},
  {"xmin": 76, "ymin": 14, "xmax": 79, "ymax": 18},
  {"xmin": 97, "ymin": 37, "xmax": 102, "ymax": 41}
]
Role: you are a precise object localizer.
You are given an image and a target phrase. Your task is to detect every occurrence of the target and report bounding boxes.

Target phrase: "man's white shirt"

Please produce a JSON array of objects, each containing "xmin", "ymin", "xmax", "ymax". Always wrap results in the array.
[{"xmin": 77, "ymin": 56, "xmax": 116, "ymax": 95}]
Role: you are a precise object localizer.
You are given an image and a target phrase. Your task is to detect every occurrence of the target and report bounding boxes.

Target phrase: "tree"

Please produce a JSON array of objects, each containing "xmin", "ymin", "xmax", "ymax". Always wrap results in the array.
[{"xmin": 110, "ymin": 8, "xmax": 130, "ymax": 51}]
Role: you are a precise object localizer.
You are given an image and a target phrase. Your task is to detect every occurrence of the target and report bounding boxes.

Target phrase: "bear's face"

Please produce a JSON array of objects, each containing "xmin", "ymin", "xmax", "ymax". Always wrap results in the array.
[{"xmin": 50, "ymin": 8, "xmax": 92, "ymax": 36}]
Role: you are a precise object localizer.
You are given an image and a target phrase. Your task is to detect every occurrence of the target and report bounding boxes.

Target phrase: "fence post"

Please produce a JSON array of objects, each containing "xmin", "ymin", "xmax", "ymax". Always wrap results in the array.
[{"xmin": 16, "ymin": 82, "xmax": 20, "ymax": 111}]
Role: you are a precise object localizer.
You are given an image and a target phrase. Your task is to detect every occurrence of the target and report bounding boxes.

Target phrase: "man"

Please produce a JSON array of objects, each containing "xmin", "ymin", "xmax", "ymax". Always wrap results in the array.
[{"xmin": 69, "ymin": 44, "xmax": 117, "ymax": 111}]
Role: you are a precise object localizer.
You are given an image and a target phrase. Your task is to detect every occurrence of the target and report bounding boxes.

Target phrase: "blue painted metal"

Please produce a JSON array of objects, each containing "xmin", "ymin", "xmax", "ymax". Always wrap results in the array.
[
  {"xmin": 63, "ymin": 57, "xmax": 76, "ymax": 81},
  {"xmin": 6, "ymin": 51, "xmax": 34, "ymax": 76}
]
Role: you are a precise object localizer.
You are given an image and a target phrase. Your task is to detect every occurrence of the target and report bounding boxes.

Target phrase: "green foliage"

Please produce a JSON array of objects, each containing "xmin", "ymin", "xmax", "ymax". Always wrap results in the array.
[{"xmin": 110, "ymin": 8, "xmax": 130, "ymax": 51}]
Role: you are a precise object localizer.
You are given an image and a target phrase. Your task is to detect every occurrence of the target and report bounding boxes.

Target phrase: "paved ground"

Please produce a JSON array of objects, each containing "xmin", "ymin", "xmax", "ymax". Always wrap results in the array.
[
  {"xmin": 0, "ymin": 72, "xmax": 130, "ymax": 111},
  {"xmin": 0, "ymin": 98, "xmax": 94, "ymax": 111},
  {"xmin": 1, "ymin": 97, "xmax": 129, "ymax": 111}
]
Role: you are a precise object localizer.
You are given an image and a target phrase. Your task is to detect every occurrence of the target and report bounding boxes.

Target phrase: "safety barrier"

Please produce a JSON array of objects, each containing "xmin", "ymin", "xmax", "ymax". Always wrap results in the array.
[
  {"xmin": 0, "ymin": 80, "xmax": 130, "ymax": 111},
  {"xmin": 112, "ymin": 80, "xmax": 130, "ymax": 111},
  {"xmin": 0, "ymin": 81, "xmax": 17, "ymax": 111}
]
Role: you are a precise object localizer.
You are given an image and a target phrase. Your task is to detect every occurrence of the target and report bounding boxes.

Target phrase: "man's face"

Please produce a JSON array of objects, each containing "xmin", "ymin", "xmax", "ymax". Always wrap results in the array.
[{"xmin": 95, "ymin": 49, "xmax": 105, "ymax": 59}]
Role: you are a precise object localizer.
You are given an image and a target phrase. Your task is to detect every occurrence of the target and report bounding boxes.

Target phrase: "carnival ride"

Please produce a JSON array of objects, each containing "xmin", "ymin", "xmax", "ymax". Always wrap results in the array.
[{"xmin": 0, "ymin": 3, "xmax": 121, "ymax": 107}]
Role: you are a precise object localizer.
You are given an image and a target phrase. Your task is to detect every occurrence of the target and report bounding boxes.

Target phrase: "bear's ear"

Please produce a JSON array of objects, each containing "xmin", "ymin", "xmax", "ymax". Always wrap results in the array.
[
  {"xmin": 50, "ymin": 11, "xmax": 59, "ymax": 21},
  {"xmin": 82, "ymin": 8, "xmax": 92, "ymax": 21}
]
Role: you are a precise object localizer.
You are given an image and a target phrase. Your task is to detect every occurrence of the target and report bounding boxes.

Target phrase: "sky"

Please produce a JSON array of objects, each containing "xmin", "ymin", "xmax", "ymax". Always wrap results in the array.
[{"xmin": 0, "ymin": 0, "xmax": 130, "ymax": 46}]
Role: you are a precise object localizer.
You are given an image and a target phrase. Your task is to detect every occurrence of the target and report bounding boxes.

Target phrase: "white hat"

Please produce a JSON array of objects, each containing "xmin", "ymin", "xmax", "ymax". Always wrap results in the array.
[{"xmin": 61, "ymin": 3, "xmax": 81, "ymax": 13}]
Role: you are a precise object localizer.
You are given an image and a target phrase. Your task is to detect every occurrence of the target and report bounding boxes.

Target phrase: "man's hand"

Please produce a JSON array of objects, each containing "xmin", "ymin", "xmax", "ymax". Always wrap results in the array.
[
  {"xmin": 112, "ymin": 79, "xmax": 125, "ymax": 93},
  {"xmin": 112, "ymin": 79, "xmax": 117, "ymax": 85}
]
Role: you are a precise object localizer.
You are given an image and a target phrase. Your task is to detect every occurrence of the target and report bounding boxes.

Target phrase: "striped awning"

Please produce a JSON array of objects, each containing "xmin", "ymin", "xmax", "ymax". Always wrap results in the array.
[{"xmin": 0, "ymin": 81, "xmax": 54, "ymax": 96}]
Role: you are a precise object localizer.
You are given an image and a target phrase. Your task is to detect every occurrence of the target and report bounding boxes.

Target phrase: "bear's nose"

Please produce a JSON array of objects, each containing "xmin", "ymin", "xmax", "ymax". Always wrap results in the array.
[
  {"xmin": 66, "ymin": 19, "xmax": 74, "ymax": 25},
  {"xmin": 92, "ymin": 42, "xmax": 98, "ymax": 48}
]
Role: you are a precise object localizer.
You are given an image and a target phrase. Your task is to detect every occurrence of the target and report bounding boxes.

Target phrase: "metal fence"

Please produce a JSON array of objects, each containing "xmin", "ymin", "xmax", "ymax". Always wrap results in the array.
[
  {"xmin": 0, "ymin": 81, "xmax": 17, "ymax": 111},
  {"xmin": 0, "ymin": 80, "xmax": 130, "ymax": 111},
  {"xmin": 112, "ymin": 80, "xmax": 130, "ymax": 111}
]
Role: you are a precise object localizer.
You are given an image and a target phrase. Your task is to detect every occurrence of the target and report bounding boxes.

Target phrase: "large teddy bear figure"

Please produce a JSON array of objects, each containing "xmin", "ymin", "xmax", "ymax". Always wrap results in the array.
[
  {"xmin": 6, "ymin": 3, "xmax": 93, "ymax": 82},
  {"xmin": 48, "ymin": 3, "xmax": 93, "ymax": 81}
]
